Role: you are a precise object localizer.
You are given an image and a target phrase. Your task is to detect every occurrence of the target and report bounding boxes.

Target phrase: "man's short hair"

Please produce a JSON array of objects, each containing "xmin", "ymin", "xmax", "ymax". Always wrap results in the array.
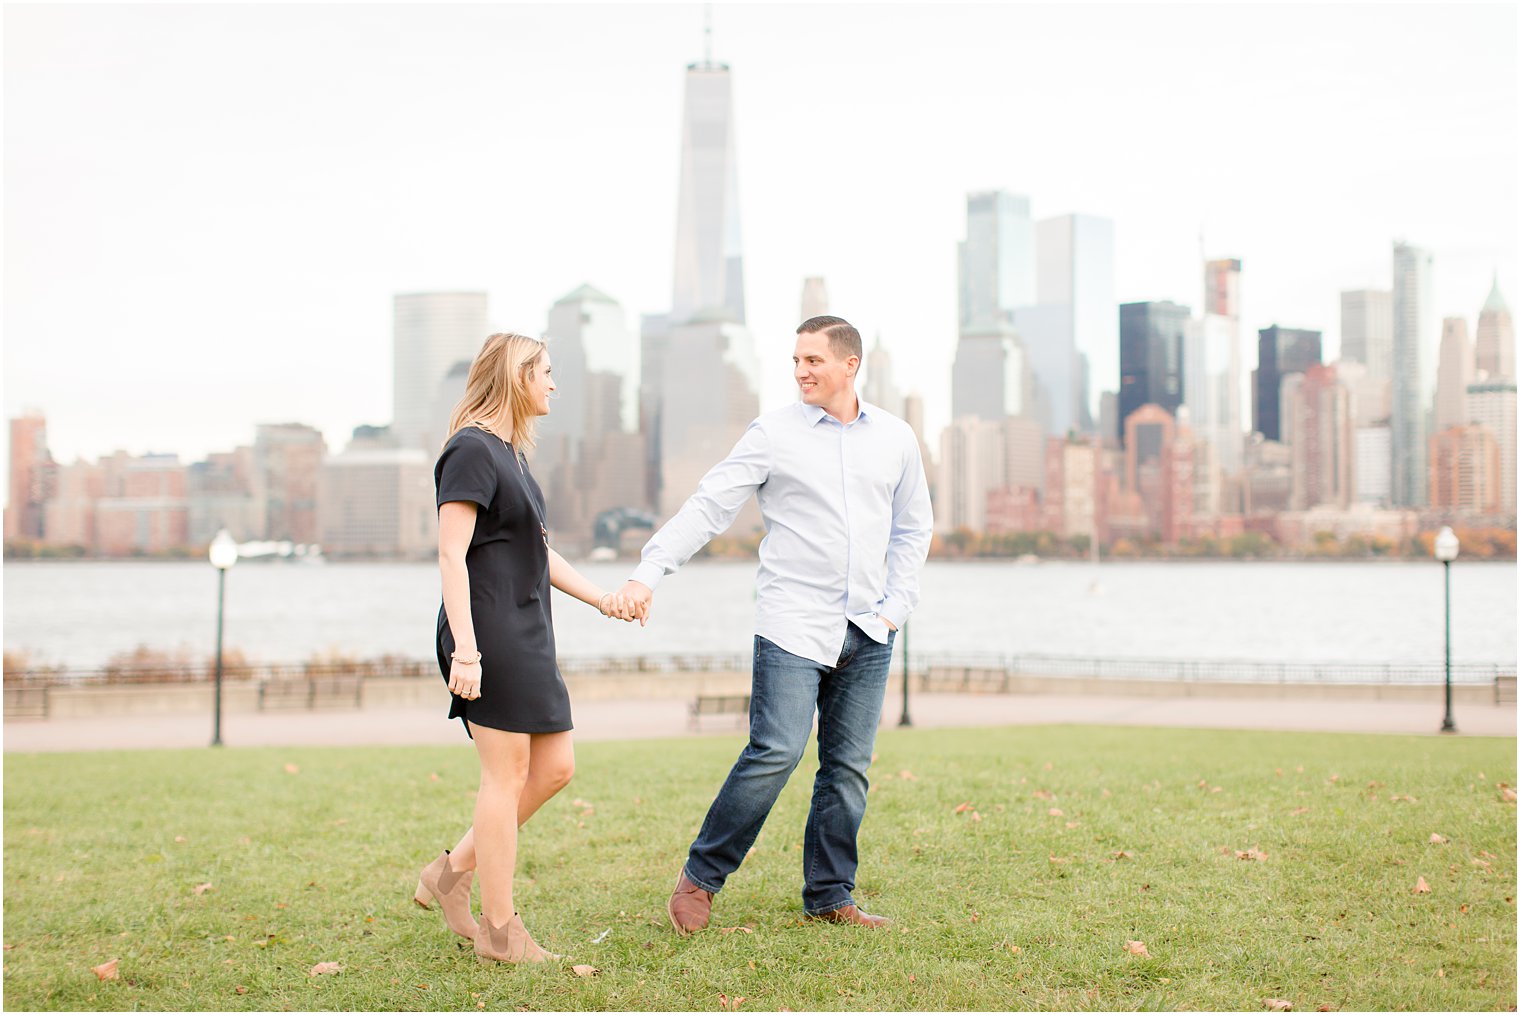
[{"xmin": 797, "ymin": 315, "xmax": 863, "ymax": 362}]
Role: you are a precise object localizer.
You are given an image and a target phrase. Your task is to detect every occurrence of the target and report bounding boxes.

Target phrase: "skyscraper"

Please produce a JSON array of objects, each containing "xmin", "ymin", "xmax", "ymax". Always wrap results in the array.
[
  {"xmin": 1199, "ymin": 258, "xmax": 1244, "ymax": 473},
  {"xmin": 1475, "ymin": 275, "xmax": 1515, "ymax": 380},
  {"xmin": 1390, "ymin": 241, "xmax": 1433, "ymax": 507},
  {"xmin": 862, "ymin": 334, "xmax": 904, "ymax": 416},
  {"xmin": 1118, "ymin": 301, "xmax": 1190, "ymax": 443},
  {"xmin": 657, "ymin": 311, "xmax": 760, "ymax": 517},
  {"xmin": 5, "ymin": 412, "xmax": 50, "ymax": 542},
  {"xmin": 1434, "ymin": 317, "xmax": 1473, "ymax": 431},
  {"xmin": 1466, "ymin": 380, "xmax": 1516, "ymax": 514},
  {"xmin": 957, "ymin": 191, "xmax": 1035, "ymax": 332},
  {"xmin": 642, "ymin": 36, "xmax": 758, "ymax": 520},
  {"xmin": 1252, "ymin": 325, "xmax": 1322, "ymax": 442},
  {"xmin": 1339, "ymin": 288, "xmax": 1394, "ymax": 379},
  {"xmin": 392, "ymin": 292, "xmax": 488, "ymax": 451},
  {"xmin": 1013, "ymin": 212, "xmax": 1116, "ymax": 437},
  {"xmin": 1287, "ymin": 364, "xmax": 1354, "ymax": 510},
  {"xmin": 800, "ymin": 276, "xmax": 829, "ymax": 322},
  {"xmin": 1429, "ymin": 425, "xmax": 1501, "ymax": 515},
  {"xmin": 670, "ymin": 61, "xmax": 745, "ymax": 326},
  {"xmin": 952, "ymin": 321, "xmax": 1033, "ymax": 422}
]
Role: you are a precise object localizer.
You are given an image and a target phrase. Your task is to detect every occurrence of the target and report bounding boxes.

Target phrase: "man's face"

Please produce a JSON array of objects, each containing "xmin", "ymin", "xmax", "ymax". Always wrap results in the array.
[{"xmin": 793, "ymin": 330, "xmax": 857, "ymax": 407}]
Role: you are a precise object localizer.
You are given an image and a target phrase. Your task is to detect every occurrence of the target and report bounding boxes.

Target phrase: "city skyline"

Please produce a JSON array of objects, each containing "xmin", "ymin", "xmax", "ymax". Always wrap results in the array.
[{"xmin": 4, "ymin": 3, "xmax": 1516, "ymax": 481}]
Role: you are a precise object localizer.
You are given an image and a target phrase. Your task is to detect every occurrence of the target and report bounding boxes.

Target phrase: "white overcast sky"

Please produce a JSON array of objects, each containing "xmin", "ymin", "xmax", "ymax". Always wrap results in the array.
[{"xmin": 4, "ymin": 2, "xmax": 1517, "ymax": 477}]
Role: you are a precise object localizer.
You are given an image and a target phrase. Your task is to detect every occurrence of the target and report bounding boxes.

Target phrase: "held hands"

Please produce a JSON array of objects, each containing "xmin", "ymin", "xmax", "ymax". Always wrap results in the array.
[
  {"xmin": 597, "ymin": 588, "xmax": 646, "ymax": 624},
  {"xmin": 617, "ymin": 579, "xmax": 653, "ymax": 627}
]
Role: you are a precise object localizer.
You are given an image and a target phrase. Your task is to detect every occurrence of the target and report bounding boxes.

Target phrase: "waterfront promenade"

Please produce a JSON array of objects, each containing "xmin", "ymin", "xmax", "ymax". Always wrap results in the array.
[{"xmin": 4, "ymin": 687, "xmax": 1513, "ymax": 753}]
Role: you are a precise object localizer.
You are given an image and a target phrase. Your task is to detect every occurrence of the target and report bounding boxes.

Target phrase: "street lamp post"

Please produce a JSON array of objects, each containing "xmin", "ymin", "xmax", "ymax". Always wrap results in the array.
[
  {"xmin": 208, "ymin": 529, "xmax": 239, "ymax": 747},
  {"xmin": 898, "ymin": 620, "xmax": 913, "ymax": 727},
  {"xmin": 1434, "ymin": 526, "xmax": 1459, "ymax": 735}
]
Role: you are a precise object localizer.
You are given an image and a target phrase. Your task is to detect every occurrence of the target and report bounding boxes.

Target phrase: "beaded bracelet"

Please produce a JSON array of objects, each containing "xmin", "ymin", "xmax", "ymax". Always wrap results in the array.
[{"xmin": 450, "ymin": 650, "xmax": 482, "ymax": 665}]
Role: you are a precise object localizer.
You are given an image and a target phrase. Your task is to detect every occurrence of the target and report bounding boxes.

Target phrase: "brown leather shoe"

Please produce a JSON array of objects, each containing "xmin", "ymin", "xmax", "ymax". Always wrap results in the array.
[
  {"xmin": 667, "ymin": 870, "xmax": 713, "ymax": 936},
  {"xmin": 806, "ymin": 904, "xmax": 892, "ymax": 928}
]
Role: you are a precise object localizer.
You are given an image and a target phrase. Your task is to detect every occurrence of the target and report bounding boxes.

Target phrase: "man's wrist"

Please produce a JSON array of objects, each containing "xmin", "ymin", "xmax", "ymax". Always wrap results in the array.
[{"xmin": 628, "ymin": 560, "xmax": 665, "ymax": 592}]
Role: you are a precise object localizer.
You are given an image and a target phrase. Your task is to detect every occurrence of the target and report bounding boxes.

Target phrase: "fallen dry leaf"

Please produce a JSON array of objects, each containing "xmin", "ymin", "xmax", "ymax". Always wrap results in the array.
[
  {"xmin": 1430, "ymin": 833, "xmax": 1448, "ymax": 844},
  {"xmin": 1048, "ymin": 807, "xmax": 1065, "ymax": 817},
  {"xmin": 2, "ymin": 944, "xmax": 14, "ymax": 951},
  {"xmin": 309, "ymin": 962, "xmax": 342, "ymax": 976},
  {"xmin": 954, "ymin": 802, "xmax": 974, "ymax": 814},
  {"xmin": 1112, "ymin": 850, "xmax": 1134, "ymax": 861},
  {"xmin": 908, "ymin": 973, "xmax": 916, "ymax": 983},
  {"xmin": 1123, "ymin": 940, "xmax": 1150, "ymax": 957},
  {"xmin": 1316, "ymin": 1006, "xmax": 1336, "ymax": 1012},
  {"xmin": 1032, "ymin": 789, "xmax": 1054, "ymax": 800},
  {"xmin": 1471, "ymin": 858, "xmax": 1492, "ymax": 869},
  {"xmin": 571, "ymin": 964, "xmax": 599, "ymax": 977},
  {"xmin": 234, "ymin": 986, "xmax": 248, "ymax": 995},
  {"xmin": 717, "ymin": 993, "xmax": 746, "ymax": 1010},
  {"xmin": 428, "ymin": 773, "xmax": 440, "ymax": 782},
  {"xmin": 283, "ymin": 763, "xmax": 300, "ymax": 775},
  {"xmin": 1501, "ymin": 788, "xmax": 1516, "ymax": 803},
  {"xmin": 1414, "ymin": 877, "xmax": 1432, "ymax": 894},
  {"xmin": 1235, "ymin": 847, "xmax": 1269, "ymax": 861},
  {"xmin": 971, "ymin": 811, "xmax": 983, "ymax": 822},
  {"xmin": 717, "ymin": 926, "xmax": 754, "ymax": 935},
  {"xmin": 1264, "ymin": 999, "xmax": 1293, "ymax": 1011},
  {"xmin": 1003, "ymin": 942, "xmax": 1022, "ymax": 954},
  {"xmin": 193, "ymin": 883, "xmax": 213, "ymax": 895},
  {"xmin": 174, "ymin": 835, "xmax": 187, "ymax": 843},
  {"xmin": 1048, "ymin": 855, "xmax": 1070, "ymax": 865},
  {"xmin": 898, "ymin": 769, "xmax": 917, "ymax": 781},
  {"xmin": 91, "ymin": 958, "xmax": 120, "ymax": 981}
]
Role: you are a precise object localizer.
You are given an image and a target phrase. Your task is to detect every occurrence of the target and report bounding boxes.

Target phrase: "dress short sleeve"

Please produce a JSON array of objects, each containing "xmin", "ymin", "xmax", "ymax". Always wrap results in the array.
[{"xmin": 435, "ymin": 432, "xmax": 497, "ymax": 509}]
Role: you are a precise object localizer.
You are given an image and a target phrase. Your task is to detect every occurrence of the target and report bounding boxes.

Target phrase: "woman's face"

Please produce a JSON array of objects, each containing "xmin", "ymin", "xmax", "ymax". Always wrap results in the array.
[{"xmin": 528, "ymin": 350, "xmax": 556, "ymax": 416}]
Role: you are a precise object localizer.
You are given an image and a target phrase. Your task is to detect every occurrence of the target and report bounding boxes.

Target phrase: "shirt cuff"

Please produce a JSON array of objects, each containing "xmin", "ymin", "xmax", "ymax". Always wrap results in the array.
[
  {"xmin": 878, "ymin": 600, "xmax": 910, "ymax": 630},
  {"xmin": 628, "ymin": 560, "xmax": 666, "ymax": 592}
]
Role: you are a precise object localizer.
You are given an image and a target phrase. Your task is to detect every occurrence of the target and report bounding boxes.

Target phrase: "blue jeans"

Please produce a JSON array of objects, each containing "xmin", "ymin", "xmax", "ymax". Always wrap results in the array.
[{"xmin": 684, "ymin": 623, "xmax": 895, "ymax": 915}]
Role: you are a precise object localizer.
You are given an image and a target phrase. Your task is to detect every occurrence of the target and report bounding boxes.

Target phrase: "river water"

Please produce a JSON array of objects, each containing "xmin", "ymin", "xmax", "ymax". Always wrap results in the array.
[{"xmin": 3, "ymin": 559, "xmax": 1514, "ymax": 669}]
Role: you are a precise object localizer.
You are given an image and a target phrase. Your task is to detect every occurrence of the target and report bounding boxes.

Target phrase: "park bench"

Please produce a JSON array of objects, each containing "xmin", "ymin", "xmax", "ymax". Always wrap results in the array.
[
  {"xmin": 258, "ymin": 675, "xmax": 363, "ymax": 711},
  {"xmin": 1496, "ymin": 675, "xmax": 1516, "ymax": 705},
  {"xmin": 688, "ymin": 693, "xmax": 750, "ymax": 731},
  {"xmin": 3, "ymin": 686, "xmax": 49, "ymax": 720}
]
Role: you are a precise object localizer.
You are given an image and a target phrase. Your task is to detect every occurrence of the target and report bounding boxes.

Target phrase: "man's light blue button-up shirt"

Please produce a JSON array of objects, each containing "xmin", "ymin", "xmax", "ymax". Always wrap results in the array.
[{"xmin": 630, "ymin": 399, "xmax": 934, "ymax": 668}]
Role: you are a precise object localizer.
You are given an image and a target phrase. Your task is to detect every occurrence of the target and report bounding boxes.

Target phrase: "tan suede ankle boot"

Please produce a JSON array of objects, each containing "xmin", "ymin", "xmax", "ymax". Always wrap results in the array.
[
  {"xmin": 473, "ymin": 912, "xmax": 561, "ymax": 964},
  {"xmin": 413, "ymin": 850, "xmax": 478, "ymax": 940}
]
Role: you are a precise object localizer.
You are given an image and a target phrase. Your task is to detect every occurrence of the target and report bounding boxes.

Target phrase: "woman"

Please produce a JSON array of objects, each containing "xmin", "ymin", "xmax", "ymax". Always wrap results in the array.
[{"xmin": 415, "ymin": 331, "xmax": 636, "ymax": 965}]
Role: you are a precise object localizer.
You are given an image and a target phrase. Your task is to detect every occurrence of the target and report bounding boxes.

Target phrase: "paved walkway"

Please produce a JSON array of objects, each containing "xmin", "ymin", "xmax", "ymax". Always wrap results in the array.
[{"xmin": 3, "ymin": 691, "xmax": 1513, "ymax": 753}]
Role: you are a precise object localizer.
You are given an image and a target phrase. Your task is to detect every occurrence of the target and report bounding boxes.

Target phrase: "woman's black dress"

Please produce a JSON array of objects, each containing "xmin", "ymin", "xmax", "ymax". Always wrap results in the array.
[{"xmin": 434, "ymin": 426, "xmax": 572, "ymax": 736}]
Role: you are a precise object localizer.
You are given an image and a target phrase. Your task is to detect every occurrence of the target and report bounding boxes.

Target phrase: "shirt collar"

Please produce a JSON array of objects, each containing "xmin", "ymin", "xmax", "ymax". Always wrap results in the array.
[{"xmin": 801, "ymin": 398, "xmax": 875, "ymax": 427}]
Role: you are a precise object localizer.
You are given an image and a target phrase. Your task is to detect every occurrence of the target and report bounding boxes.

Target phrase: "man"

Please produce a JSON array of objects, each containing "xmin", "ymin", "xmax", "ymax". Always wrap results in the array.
[{"xmin": 619, "ymin": 315, "xmax": 933, "ymax": 933}]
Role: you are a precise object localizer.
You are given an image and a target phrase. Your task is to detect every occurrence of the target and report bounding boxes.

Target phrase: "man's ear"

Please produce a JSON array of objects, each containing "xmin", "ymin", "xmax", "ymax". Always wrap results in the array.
[{"xmin": 847, "ymin": 356, "xmax": 860, "ymax": 376}]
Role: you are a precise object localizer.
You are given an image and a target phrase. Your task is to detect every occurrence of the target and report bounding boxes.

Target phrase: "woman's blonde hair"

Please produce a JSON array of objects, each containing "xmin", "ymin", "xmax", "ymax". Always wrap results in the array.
[{"xmin": 444, "ymin": 332, "xmax": 547, "ymax": 450}]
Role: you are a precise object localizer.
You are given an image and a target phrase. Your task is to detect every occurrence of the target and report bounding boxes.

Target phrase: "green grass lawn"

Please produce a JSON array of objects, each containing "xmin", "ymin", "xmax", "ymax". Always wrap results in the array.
[{"xmin": 3, "ymin": 725, "xmax": 1515, "ymax": 1012}]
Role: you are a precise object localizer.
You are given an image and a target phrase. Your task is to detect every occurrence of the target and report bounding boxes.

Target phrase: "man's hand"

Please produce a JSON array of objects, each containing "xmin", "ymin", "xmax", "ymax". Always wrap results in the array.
[{"xmin": 619, "ymin": 579, "xmax": 654, "ymax": 626}]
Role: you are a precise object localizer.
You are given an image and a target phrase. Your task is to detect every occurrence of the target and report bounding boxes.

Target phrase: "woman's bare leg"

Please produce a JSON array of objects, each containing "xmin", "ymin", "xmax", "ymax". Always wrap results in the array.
[
  {"xmin": 469, "ymin": 723, "xmax": 531, "ymax": 925},
  {"xmin": 448, "ymin": 731, "xmax": 575, "ymax": 874}
]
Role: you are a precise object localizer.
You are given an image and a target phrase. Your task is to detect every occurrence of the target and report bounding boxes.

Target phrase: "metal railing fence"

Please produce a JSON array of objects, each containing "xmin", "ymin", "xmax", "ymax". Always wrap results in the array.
[{"xmin": 2, "ymin": 652, "xmax": 1510, "ymax": 689}]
